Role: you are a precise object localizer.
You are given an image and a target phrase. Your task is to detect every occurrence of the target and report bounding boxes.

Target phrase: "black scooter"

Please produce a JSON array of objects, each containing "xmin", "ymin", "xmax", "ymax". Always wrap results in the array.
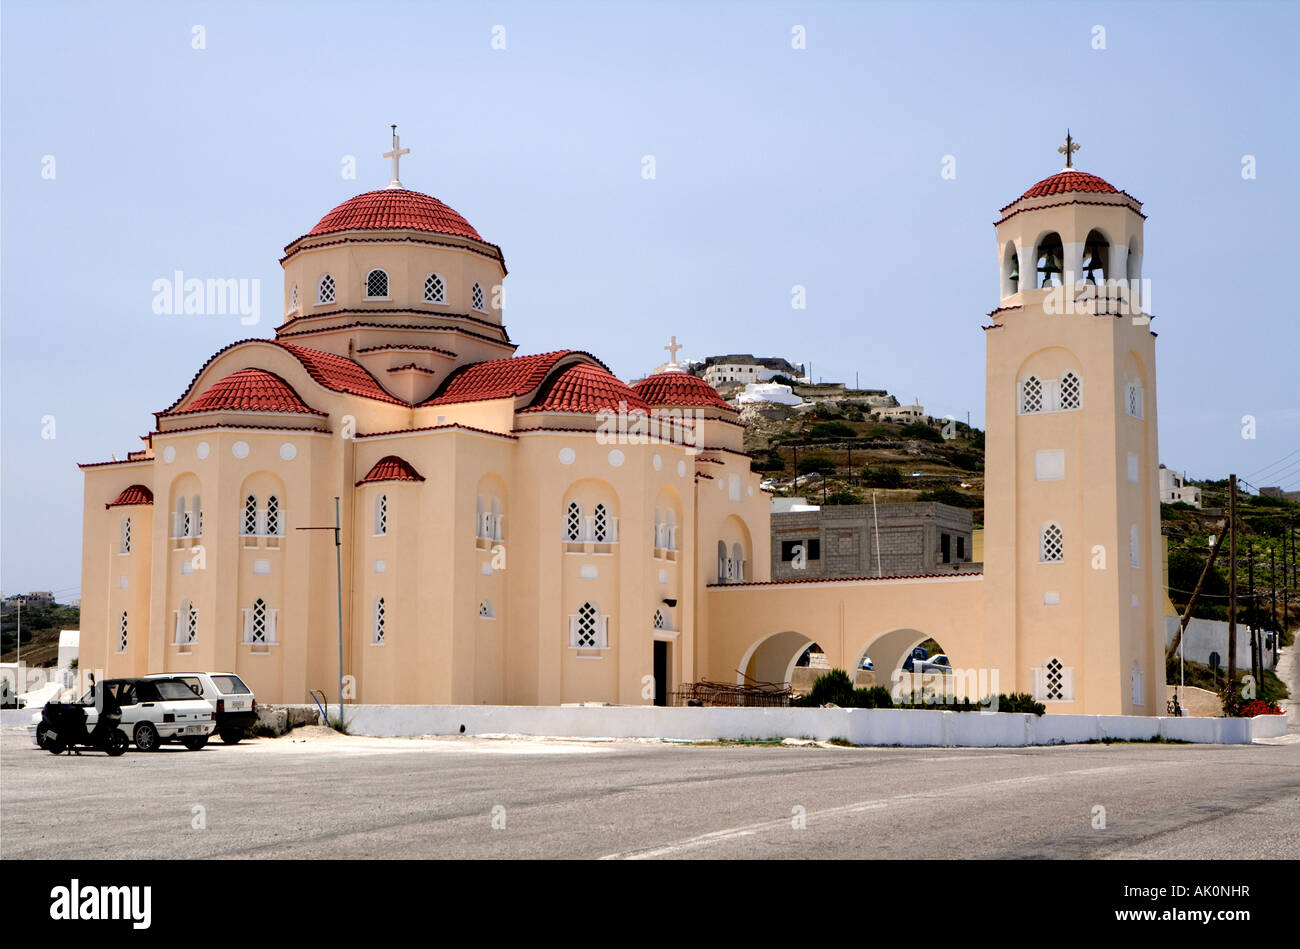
[{"xmin": 37, "ymin": 678, "xmax": 128, "ymax": 757}]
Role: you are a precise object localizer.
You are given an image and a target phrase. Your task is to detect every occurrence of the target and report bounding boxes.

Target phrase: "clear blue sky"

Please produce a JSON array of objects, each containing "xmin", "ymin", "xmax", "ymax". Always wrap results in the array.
[{"xmin": 3, "ymin": 0, "xmax": 1298, "ymax": 597}]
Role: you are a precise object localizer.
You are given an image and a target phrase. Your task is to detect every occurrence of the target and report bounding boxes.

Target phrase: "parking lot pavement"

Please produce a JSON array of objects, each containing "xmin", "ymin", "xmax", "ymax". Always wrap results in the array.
[{"xmin": 3, "ymin": 727, "xmax": 1298, "ymax": 860}]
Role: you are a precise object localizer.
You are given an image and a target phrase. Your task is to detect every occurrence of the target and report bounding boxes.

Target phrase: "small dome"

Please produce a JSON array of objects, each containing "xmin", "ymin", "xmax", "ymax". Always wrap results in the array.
[
  {"xmin": 106, "ymin": 484, "xmax": 154, "ymax": 508},
  {"xmin": 306, "ymin": 189, "xmax": 484, "ymax": 242},
  {"xmin": 356, "ymin": 455, "xmax": 426, "ymax": 486},
  {"xmin": 522, "ymin": 363, "xmax": 649, "ymax": 415},
  {"xmin": 633, "ymin": 371, "xmax": 734, "ymax": 411},
  {"xmin": 1020, "ymin": 170, "xmax": 1118, "ymax": 200},
  {"xmin": 168, "ymin": 368, "xmax": 322, "ymax": 416}
]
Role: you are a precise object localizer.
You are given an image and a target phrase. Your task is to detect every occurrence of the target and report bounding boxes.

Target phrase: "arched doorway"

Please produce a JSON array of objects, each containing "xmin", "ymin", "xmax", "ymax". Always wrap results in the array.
[{"xmin": 737, "ymin": 630, "xmax": 815, "ymax": 688}]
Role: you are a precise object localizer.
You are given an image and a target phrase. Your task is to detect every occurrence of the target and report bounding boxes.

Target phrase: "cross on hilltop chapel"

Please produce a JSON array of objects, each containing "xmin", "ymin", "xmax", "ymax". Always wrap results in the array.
[{"xmin": 1058, "ymin": 130, "xmax": 1080, "ymax": 169}]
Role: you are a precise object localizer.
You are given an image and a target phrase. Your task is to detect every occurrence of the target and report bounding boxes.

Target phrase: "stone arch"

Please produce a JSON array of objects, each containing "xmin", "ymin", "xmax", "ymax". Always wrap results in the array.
[
  {"xmin": 167, "ymin": 472, "xmax": 202, "ymax": 540},
  {"xmin": 718, "ymin": 513, "xmax": 753, "ymax": 583},
  {"xmin": 562, "ymin": 477, "xmax": 620, "ymax": 544},
  {"xmin": 1033, "ymin": 231, "xmax": 1064, "ymax": 288},
  {"xmin": 653, "ymin": 485, "xmax": 683, "ymax": 552},
  {"xmin": 1001, "ymin": 240, "xmax": 1021, "ymax": 297},
  {"xmin": 476, "ymin": 471, "xmax": 508, "ymax": 542},
  {"xmin": 1082, "ymin": 228, "xmax": 1110, "ymax": 284}
]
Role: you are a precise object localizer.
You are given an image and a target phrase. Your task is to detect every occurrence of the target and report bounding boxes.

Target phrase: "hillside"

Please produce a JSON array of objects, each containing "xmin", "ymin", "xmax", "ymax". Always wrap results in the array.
[
  {"xmin": 0, "ymin": 601, "xmax": 79, "ymax": 665},
  {"xmin": 739, "ymin": 393, "xmax": 986, "ymax": 523}
]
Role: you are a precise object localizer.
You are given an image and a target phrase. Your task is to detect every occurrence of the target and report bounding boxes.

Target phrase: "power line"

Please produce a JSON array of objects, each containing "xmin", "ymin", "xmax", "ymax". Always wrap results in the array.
[{"xmin": 1245, "ymin": 447, "xmax": 1300, "ymax": 481}]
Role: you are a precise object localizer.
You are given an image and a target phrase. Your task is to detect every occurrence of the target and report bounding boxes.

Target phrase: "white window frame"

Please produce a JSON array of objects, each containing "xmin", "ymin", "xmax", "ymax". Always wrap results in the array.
[
  {"xmin": 1033, "ymin": 656, "xmax": 1074, "ymax": 702},
  {"xmin": 288, "ymin": 285, "xmax": 299, "ymax": 314},
  {"xmin": 243, "ymin": 598, "xmax": 277, "ymax": 645},
  {"xmin": 1126, "ymin": 382, "xmax": 1144, "ymax": 419},
  {"xmin": 1130, "ymin": 524, "xmax": 1140, "ymax": 568},
  {"xmin": 1059, "ymin": 371, "xmax": 1081, "ymax": 410},
  {"xmin": 569, "ymin": 601, "xmax": 608, "ymax": 650},
  {"xmin": 266, "ymin": 494, "xmax": 283, "ymax": 537},
  {"xmin": 317, "ymin": 274, "xmax": 336, "ymax": 305},
  {"xmin": 120, "ymin": 515, "xmax": 131, "ymax": 554},
  {"xmin": 364, "ymin": 268, "xmax": 390, "ymax": 300},
  {"xmin": 479, "ymin": 600, "xmax": 495, "ymax": 619},
  {"xmin": 374, "ymin": 494, "xmax": 387, "ymax": 536},
  {"xmin": 372, "ymin": 597, "xmax": 386, "ymax": 645},
  {"xmin": 471, "ymin": 281, "xmax": 486, "ymax": 313},
  {"xmin": 1040, "ymin": 523, "xmax": 1064, "ymax": 563},
  {"xmin": 117, "ymin": 611, "xmax": 128, "ymax": 653},
  {"xmin": 423, "ymin": 273, "xmax": 446, "ymax": 304}
]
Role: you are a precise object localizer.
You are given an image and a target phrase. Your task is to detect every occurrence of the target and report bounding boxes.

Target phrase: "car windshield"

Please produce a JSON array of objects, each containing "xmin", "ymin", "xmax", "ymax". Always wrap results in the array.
[
  {"xmin": 210, "ymin": 675, "xmax": 250, "ymax": 694},
  {"xmin": 153, "ymin": 680, "xmax": 203, "ymax": 701}
]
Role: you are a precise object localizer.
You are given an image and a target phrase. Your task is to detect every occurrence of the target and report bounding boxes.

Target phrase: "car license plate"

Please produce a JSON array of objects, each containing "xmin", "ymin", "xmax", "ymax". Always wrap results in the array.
[
  {"xmin": 184, "ymin": 725, "xmax": 203, "ymax": 734},
  {"xmin": 45, "ymin": 729, "xmax": 58, "ymax": 742}
]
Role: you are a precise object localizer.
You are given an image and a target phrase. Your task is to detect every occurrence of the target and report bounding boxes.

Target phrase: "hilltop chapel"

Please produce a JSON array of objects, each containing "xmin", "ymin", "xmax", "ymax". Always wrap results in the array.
[{"xmin": 79, "ymin": 132, "xmax": 1166, "ymax": 715}]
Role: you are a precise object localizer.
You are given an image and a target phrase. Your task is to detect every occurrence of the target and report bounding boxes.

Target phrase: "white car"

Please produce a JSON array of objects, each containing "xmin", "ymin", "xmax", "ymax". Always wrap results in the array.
[
  {"xmin": 30, "ymin": 677, "xmax": 215, "ymax": 751},
  {"xmin": 144, "ymin": 672, "xmax": 256, "ymax": 744}
]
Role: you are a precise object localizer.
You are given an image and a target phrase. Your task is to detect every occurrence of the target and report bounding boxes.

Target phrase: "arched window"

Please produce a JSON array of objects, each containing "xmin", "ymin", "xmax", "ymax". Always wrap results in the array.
[
  {"xmin": 1059, "ymin": 372, "xmax": 1081, "ymax": 410},
  {"xmin": 117, "ymin": 611, "xmax": 128, "ymax": 653},
  {"xmin": 565, "ymin": 501, "xmax": 583, "ymax": 542},
  {"xmin": 1019, "ymin": 375, "xmax": 1043, "ymax": 414},
  {"xmin": 288, "ymin": 285, "xmax": 298, "ymax": 313},
  {"xmin": 374, "ymin": 494, "xmax": 387, "ymax": 536},
  {"xmin": 653, "ymin": 608, "xmax": 671, "ymax": 631},
  {"xmin": 266, "ymin": 495, "xmax": 282, "ymax": 536},
  {"xmin": 1126, "ymin": 382, "xmax": 1144, "ymax": 419},
  {"xmin": 479, "ymin": 600, "xmax": 494, "ymax": 619},
  {"xmin": 471, "ymin": 282, "xmax": 486, "ymax": 312},
  {"xmin": 1044, "ymin": 657, "xmax": 1066, "ymax": 701},
  {"xmin": 372, "ymin": 597, "xmax": 386, "ymax": 644},
  {"xmin": 1082, "ymin": 229, "xmax": 1109, "ymax": 285},
  {"xmin": 1035, "ymin": 233, "xmax": 1064, "ymax": 288},
  {"xmin": 246, "ymin": 598, "xmax": 268, "ymax": 644},
  {"xmin": 664, "ymin": 509, "xmax": 676, "ymax": 551},
  {"xmin": 1040, "ymin": 523, "xmax": 1064, "ymax": 563},
  {"xmin": 317, "ymin": 274, "xmax": 336, "ymax": 304},
  {"xmin": 1126, "ymin": 240, "xmax": 1141, "ymax": 282},
  {"xmin": 717, "ymin": 540, "xmax": 728, "ymax": 583},
  {"xmin": 1130, "ymin": 524, "xmax": 1140, "ymax": 568},
  {"xmin": 573, "ymin": 601, "xmax": 601, "ymax": 648},
  {"xmin": 190, "ymin": 493, "xmax": 202, "ymax": 537},
  {"xmin": 365, "ymin": 269, "xmax": 389, "ymax": 299},
  {"xmin": 424, "ymin": 273, "xmax": 445, "ymax": 304},
  {"xmin": 732, "ymin": 543, "xmax": 745, "ymax": 582},
  {"xmin": 592, "ymin": 503, "xmax": 609, "ymax": 543},
  {"xmin": 120, "ymin": 516, "xmax": 131, "ymax": 554},
  {"xmin": 175, "ymin": 599, "xmax": 197, "ymax": 645},
  {"xmin": 242, "ymin": 494, "xmax": 258, "ymax": 535}
]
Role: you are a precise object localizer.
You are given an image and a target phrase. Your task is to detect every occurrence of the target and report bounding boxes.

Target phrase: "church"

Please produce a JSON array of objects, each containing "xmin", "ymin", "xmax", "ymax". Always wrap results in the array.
[{"xmin": 78, "ymin": 131, "xmax": 1166, "ymax": 716}]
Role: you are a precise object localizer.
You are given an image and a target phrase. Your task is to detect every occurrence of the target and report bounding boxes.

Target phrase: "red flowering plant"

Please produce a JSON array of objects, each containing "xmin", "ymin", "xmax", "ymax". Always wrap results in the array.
[{"xmin": 1239, "ymin": 698, "xmax": 1284, "ymax": 717}]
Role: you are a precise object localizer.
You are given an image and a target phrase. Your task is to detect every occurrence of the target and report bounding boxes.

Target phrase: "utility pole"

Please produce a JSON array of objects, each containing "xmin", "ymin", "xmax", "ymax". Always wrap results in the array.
[
  {"xmin": 1227, "ymin": 473, "xmax": 1238, "ymax": 684},
  {"xmin": 14, "ymin": 597, "xmax": 23, "ymax": 669},
  {"xmin": 1248, "ymin": 543, "xmax": 1259, "ymax": 686},
  {"xmin": 1271, "ymin": 544, "xmax": 1279, "ymax": 655},
  {"xmin": 296, "ymin": 498, "xmax": 346, "ymax": 728}
]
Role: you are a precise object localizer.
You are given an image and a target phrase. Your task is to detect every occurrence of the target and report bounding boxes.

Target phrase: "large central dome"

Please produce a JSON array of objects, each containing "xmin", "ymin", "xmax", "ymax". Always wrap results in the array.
[{"xmin": 307, "ymin": 188, "xmax": 484, "ymax": 242}]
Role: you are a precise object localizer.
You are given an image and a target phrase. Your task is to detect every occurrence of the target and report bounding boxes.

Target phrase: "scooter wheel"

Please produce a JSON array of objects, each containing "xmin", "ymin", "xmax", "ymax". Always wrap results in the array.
[{"xmin": 107, "ymin": 731, "xmax": 128, "ymax": 757}]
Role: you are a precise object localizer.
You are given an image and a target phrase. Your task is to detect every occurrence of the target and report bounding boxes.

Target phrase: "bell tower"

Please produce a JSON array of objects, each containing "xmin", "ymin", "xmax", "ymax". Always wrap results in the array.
[{"xmin": 982, "ymin": 137, "xmax": 1164, "ymax": 715}]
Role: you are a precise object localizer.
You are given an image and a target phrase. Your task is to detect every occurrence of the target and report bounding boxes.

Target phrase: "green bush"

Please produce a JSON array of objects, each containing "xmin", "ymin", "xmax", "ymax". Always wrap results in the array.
[
  {"xmin": 796, "ymin": 669, "xmax": 856, "ymax": 707},
  {"xmin": 851, "ymin": 686, "xmax": 894, "ymax": 709},
  {"xmin": 901, "ymin": 421, "xmax": 943, "ymax": 443},
  {"xmin": 948, "ymin": 450, "xmax": 982, "ymax": 471},
  {"xmin": 862, "ymin": 466, "xmax": 902, "ymax": 488},
  {"xmin": 797, "ymin": 455, "xmax": 835, "ymax": 476}
]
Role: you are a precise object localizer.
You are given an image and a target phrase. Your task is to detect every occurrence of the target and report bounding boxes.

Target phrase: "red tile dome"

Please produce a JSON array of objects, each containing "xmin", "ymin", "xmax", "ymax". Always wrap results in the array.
[
  {"xmin": 633, "ymin": 371, "xmax": 734, "ymax": 411},
  {"xmin": 356, "ymin": 455, "xmax": 425, "ymax": 486},
  {"xmin": 521, "ymin": 362, "xmax": 649, "ymax": 415},
  {"xmin": 1020, "ymin": 170, "xmax": 1118, "ymax": 200},
  {"xmin": 167, "ymin": 368, "xmax": 322, "ymax": 416},
  {"xmin": 106, "ymin": 484, "xmax": 154, "ymax": 508},
  {"xmin": 307, "ymin": 189, "xmax": 484, "ymax": 242}
]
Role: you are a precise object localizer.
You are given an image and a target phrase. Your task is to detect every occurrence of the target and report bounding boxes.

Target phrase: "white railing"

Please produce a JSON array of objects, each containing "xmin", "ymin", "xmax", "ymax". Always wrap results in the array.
[
  {"xmin": 653, "ymin": 523, "xmax": 679, "ymax": 551},
  {"xmin": 477, "ymin": 512, "xmax": 505, "ymax": 543}
]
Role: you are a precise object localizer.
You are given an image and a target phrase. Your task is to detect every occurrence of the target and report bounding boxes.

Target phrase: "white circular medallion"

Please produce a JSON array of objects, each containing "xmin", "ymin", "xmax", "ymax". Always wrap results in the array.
[
  {"xmin": 677, "ymin": 460, "xmax": 686, "ymax": 477},
  {"xmin": 653, "ymin": 454, "xmax": 662, "ymax": 471},
  {"xmin": 232, "ymin": 440, "xmax": 250, "ymax": 459},
  {"xmin": 558, "ymin": 447, "xmax": 576, "ymax": 465},
  {"xmin": 608, "ymin": 449, "xmax": 625, "ymax": 468},
  {"xmin": 162, "ymin": 445, "xmax": 176, "ymax": 464},
  {"xmin": 196, "ymin": 441, "xmax": 210, "ymax": 460},
  {"xmin": 280, "ymin": 442, "xmax": 297, "ymax": 461}
]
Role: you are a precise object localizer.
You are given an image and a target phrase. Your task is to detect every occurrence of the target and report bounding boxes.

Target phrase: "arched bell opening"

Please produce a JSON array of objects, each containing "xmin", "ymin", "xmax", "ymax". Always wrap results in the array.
[
  {"xmin": 1082, "ymin": 229, "xmax": 1110, "ymax": 285},
  {"xmin": 1035, "ymin": 233, "xmax": 1064, "ymax": 288},
  {"xmin": 1001, "ymin": 242, "xmax": 1020, "ymax": 298}
]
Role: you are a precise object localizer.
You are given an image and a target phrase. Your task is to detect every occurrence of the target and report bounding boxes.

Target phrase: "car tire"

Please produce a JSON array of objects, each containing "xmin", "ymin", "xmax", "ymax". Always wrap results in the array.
[
  {"xmin": 107, "ymin": 730, "xmax": 128, "ymax": 756},
  {"xmin": 219, "ymin": 728, "xmax": 243, "ymax": 745},
  {"xmin": 181, "ymin": 735, "xmax": 208, "ymax": 751},
  {"xmin": 133, "ymin": 722, "xmax": 161, "ymax": 752}
]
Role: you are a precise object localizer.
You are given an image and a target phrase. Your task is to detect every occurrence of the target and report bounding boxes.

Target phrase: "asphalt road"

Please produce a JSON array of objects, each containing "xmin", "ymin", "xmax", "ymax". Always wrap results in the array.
[{"xmin": 3, "ymin": 727, "xmax": 1298, "ymax": 860}]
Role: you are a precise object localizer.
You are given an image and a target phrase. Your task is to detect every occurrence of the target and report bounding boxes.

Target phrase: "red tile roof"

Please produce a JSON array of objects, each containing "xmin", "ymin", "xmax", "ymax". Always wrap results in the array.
[
  {"xmin": 106, "ymin": 484, "xmax": 153, "ymax": 508},
  {"xmin": 306, "ymin": 189, "xmax": 484, "ymax": 242},
  {"xmin": 356, "ymin": 455, "xmax": 426, "ymax": 486},
  {"xmin": 520, "ymin": 362, "xmax": 649, "ymax": 415},
  {"xmin": 1001, "ymin": 170, "xmax": 1137, "ymax": 213},
  {"xmin": 164, "ymin": 368, "xmax": 324, "ymax": 417},
  {"xmin": 278, "ymin": 343, "xmax": 405, "ymax": 404},
  {"xmin": 423, "ymin": 350, "xmax": 607, "ymax": 406},
  {"xmin": 633, "ymin": 371, "xmax": 735, "ymax": 411}
]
